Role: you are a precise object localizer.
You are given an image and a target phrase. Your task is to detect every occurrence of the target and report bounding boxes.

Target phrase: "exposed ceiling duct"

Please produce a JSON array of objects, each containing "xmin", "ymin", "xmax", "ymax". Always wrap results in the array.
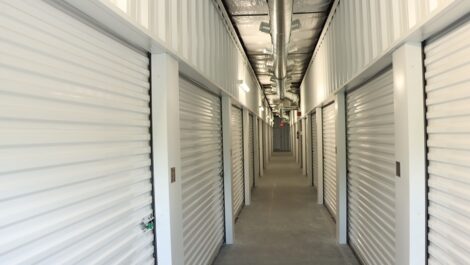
[
  {"xmin": 264, "ymin": 0, "xmax": 295, "ymax": 102},
  {"xmin": 221, "ymin": 0, "xmax": 333, "ymax": 114}
]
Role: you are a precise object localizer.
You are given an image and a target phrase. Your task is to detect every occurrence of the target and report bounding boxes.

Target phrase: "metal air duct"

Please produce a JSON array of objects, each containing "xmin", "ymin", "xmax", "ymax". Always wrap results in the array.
[{"xmin": 268, "ymin": 0, "xmax": 293, "ymax": 101}]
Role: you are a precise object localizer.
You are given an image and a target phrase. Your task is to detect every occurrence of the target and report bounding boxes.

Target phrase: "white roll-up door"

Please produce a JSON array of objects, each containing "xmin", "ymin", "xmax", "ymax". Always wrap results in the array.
[
  {"xmin": 322, "ymin": 103, "xmax": 337, "ymax": 219},
  {"xmin": 249, "ymin": 114, "xmax": 255, "ymax": 189},
  {"xmin": 425, "ymin": 20, "xmax": 470, "ymax": 264},
  {"xmin": 259, "ymin": 119, "xmax": 263, "ymax": 171},
  {"xmin": 300, "ymin": 121, "xmax": 302, "ymax": 166},
  {"xmin": 179, "ymin": 78, "xmax": 224, "ymax": 265},
  {"xmin": 311, "ymin": 112, "xmax": 318, "ymax": 187},
  {"xmin": 0, "ymin": 1, "xmax": 155, "ymax": 264},
  {"xmin": 346, "ymin": 69, "xmax": 395, "ymax": 265},
  {"xmin": 232, "ymin": 106, "xmax": 244, "ymax": 217}
]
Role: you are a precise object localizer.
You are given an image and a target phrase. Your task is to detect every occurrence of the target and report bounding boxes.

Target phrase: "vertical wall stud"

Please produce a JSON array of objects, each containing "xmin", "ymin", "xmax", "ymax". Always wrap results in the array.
[
  {"xmin": 335, "ymin": 92, "xmax": 347, "ymax": 244},
  {"xmin": 316, "ymin": 108, "xmax": 324, "ymax": 204},
  {"xmin": 221, "ymin": 95, "xmax": 235, "ymax": 244},
  {"xmin": 152, "ymin": 53, "xmax": 184, "ymax": 265},
  {"xmin": 393, "ymin": 43, "xmax": 426, "ymax": 265},
  {"xmin": 243, "ymin": 109, "xmax": 251, "ymax": 206}
]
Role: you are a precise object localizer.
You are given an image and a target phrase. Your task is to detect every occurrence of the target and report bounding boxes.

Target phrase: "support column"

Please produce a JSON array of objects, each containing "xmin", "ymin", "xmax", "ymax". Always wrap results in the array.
[
  {"xmin": 335, "ymin": 92, "xmax": 347, "ymax": 244},
  {"xmin": 316, "ymin": 108, "xmax": 324, "ymax": 205},
  {"xmin": 242, "ymin": 109, "xmax": 251, "ymax": 206},
  {"xmin": 393, "ymin": 43, "xmax": 426, "ymax": 265},
  {"xmin": 151, "ymin": 53, "xmax": 184, "ymax": 265},
  {"xmin": 221, "ymin": 96, "xmax": 235, "ymax": 244}
]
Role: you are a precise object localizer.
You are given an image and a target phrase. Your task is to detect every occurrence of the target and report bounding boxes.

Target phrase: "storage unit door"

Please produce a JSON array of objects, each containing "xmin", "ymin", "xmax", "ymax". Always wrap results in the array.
[
  {"xmin": 0, "ymin": 1, "xmax": 155, "ymax": 264},
  {"xmin": 346, "ymin": 69, "xmax": 395, "ymax": 265},
  {"xmin": 180, "ymin": 78, "xmax": 224, "ymax": 265},
  {"xmin": 322, "ymin": 103, "xmax": 337, "ymax": 219},
  {"xmin": 425, "ymin": 20, "xmax": 470, "ymax": 264},
  {"xmin": 311, "ymin": 113, "xmax": 318, "ymax": 187},
  {"xmin": 259, "ymin": 119, "xmax": 263, "ymax": 170},
  {"xmin": 299, "ymin": 121, "xmax": 302, "ymax": 166},
  {"xmin": 249, "ymin": 114, "xmax": 255, "ymax": 189},
  {"xmin": 232, "ymin": 106, "xmax": 244, "ymax": 217}
]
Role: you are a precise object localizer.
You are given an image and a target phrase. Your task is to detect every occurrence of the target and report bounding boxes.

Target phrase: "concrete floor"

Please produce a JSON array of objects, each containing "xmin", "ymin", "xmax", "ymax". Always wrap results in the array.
[{"xmin": 213, "ymin": 152, "xmax": 360, "ymax": 265}]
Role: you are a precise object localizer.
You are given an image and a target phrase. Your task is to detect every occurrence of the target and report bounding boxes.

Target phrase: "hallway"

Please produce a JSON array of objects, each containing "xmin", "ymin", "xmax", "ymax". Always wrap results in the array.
[{"xmin": 214, "ymin": 153, "xmax": 359, "ymax": 265}]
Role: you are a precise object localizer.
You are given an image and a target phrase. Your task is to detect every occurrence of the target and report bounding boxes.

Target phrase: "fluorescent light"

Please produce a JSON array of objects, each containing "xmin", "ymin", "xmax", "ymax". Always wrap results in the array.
[{"xmin": 238, "ymin": 80, "xmax": 250, "ymax": 92}]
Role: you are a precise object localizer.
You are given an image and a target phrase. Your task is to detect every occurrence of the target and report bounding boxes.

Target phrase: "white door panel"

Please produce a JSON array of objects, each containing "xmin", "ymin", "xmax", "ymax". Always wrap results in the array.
[{"xmin": 346, "ymin": 69, "xmax": 395, "ymax": 265}]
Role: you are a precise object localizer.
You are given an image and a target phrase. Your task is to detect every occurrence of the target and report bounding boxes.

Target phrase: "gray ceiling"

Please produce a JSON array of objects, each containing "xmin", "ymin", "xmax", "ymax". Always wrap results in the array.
[{"xmin": 223, "ymin": 0, "xmax": 331, "ymax": 106}]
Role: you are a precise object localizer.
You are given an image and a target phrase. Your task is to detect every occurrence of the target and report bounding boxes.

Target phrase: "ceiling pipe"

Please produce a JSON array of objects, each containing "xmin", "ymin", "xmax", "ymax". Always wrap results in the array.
[
  {"xmin": 268, "ymin": 0, "xmax": 292, "ymax": 81},
  {"xmin": 279, "ymin": 108, "xmax": 290, "ymax": 122},
  {"xmin": 284, "ymin": 90, "xmax": 299, "ymax": 103},
  {"xmin": 266, "ymin": 0, "xmax": 295, "ymax": 107}
]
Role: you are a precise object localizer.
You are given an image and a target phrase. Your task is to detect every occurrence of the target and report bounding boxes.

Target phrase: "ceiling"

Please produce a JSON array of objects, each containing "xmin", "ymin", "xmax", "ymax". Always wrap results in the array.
[{"xmin": 222, "ymin": 0, "xmax": 332, "ymax": 111}]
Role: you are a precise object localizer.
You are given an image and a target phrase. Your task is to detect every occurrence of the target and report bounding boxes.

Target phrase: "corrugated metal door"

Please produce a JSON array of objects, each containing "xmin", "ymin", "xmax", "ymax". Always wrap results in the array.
[
  {"xmin": 311, "ymin": 112, "xmax": 317, "ymax": 187},
  {"xmin": 322, "ymin": 103, "xmax": 337, "ymax": 219},
  {"xmin": 232, "ymin": 106, "xmax": 244, "ymax": 217},
  {"xmin": 0, "ymin": 1, "xmax": 155, "ymax": 264},
  {"xmin": 299, "ymin": 120, "xmax": 304, "ymax": 168},
  {"xmin": 425, "ymin": 20, "xmax": 470, "ymax": 264},
  {"xmin": 259, "ymin": 119, "xmax": 263, "ymax": 171},
  {"xmin": 346, "ymin": 69, "xmax": 396, "ymax": 265},
  {"xmin": 249, "ymin": 114, "xmax": 255, "ymax": 189},
  {"xmin": 179, "ymin": 78, "xmax": 224, "ymax": 265}
]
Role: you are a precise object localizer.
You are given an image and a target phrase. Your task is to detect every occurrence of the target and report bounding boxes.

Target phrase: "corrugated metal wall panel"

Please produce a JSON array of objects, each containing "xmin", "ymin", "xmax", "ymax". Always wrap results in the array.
[
  {"xmin": 273, "ymin": 117, "xmax": 290, "ymax": 152},
  {"xmin": 425, "ymin": 20, "xmax": 470, "ymax": 265},
  {"xmin": 179, "ymin": 78, "xmax": 224, "ymax": 265},
  {"xmin": 232, "ymin": 106, "xmax": 244, "ymax": 217},
  {"xmin": 249, "ymin": 114, "xmax": 255, "ymax": 189},
  {"xmin": 0, "ymin": 1, "xmax": 154, "ymax": 264},
  {"xmin": 103, "ymin": 0, "xmax": 265, "ymax": 117},
  {"xmin": 300, "ymin": 0, "xmax": 457, "ymax": 113},
  {"xmin": 311, "ymin": 112, "xmax": 318, "ymax": 187},
  {"xmin": 322, "ymin": 103, "xmax": 337, "ymax": 219},
  {"xmin": 346, "ymin": 69, "xmax": 395, "ymax": 265}
]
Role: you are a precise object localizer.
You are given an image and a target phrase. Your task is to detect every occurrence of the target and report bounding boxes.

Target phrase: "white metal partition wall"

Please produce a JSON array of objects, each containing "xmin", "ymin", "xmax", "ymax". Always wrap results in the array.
[
  {"xmin": 249, "ymin": 114, "xmax": 255, "ymax": 189},
  {"xmin": 0, "ymin": 1, "xmax": 155, "ymax": 263},
  {"xmin": 425, "ymin": 20, "xmax": 470, "ymax": 264},
  {"xmin": 322, "ymin": 103, "xmax": 337, "ymax": 220},
  {"xmin": 179, "ymin": 78, "xmax": 224, "ymax": 265},
  {"xmin": 311, "ymin": 112, "xmax": 318, "ymax": 187},
  {"xmin": 346, "ymin": 69, "xmax": 396, "ymax": 265},
  {"xmin": 231, "ymin": 106, "xmax": 244, "ymax": 217}
]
